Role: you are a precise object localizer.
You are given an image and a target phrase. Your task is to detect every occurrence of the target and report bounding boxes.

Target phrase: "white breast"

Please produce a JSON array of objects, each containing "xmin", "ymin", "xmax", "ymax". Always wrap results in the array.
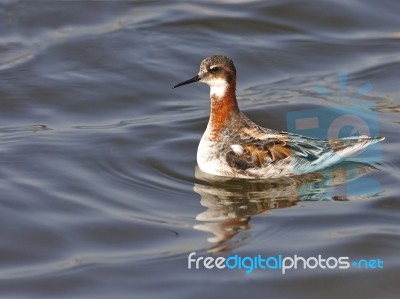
[{"xmin": 197, "ymin": 131, "xmax": 233, "ymax": 177}]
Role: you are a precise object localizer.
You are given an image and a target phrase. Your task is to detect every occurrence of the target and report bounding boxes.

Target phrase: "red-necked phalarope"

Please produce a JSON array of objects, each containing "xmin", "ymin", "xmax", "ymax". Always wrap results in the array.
[{"xmin": 173, "ymin": 55, "xmax": 384, "ymax": 179}]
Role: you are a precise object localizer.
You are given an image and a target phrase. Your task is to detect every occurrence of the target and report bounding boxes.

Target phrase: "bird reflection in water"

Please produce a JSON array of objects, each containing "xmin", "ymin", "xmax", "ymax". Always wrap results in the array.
[{"xmin": 193, "ymin": 162, "xmax": 380, "ymax": 252}]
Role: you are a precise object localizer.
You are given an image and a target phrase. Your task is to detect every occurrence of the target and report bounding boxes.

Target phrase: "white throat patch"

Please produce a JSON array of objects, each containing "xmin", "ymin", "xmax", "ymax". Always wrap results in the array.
[{"xmin": 205, "ymin": 78, "xmax": 228, "ymax": 98}]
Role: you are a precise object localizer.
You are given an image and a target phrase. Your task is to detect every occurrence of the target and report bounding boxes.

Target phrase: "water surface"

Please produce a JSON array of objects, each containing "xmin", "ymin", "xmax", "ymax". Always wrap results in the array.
[{"xmin": 0, "ymin": 1, "xmax": 399, "ymax": 298}]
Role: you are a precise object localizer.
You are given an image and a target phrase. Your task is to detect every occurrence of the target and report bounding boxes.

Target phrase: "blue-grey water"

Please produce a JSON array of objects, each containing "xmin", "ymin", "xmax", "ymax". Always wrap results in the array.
[{"xmin": 0, "ymin": 1, "xmax": 399, "ymax": 298}]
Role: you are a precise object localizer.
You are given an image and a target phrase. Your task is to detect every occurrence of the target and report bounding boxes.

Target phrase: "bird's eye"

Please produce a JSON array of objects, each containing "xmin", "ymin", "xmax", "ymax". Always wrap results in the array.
[{"xmin": 210, "ymin": 66, "xmax": 221, "ymax": 73}]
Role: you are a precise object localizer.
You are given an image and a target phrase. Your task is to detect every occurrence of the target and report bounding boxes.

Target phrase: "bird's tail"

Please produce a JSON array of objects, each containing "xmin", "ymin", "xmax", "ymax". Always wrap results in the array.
[{"xmin": 332, "ymin": 135, "xmax": 384, "ymax": 158}]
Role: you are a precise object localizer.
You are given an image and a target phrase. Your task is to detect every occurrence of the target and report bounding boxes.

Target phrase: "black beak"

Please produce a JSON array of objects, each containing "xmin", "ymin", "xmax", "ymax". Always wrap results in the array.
[{"xmin": 173, "ymin": 75, "xmax": 201, "ymax": 89}]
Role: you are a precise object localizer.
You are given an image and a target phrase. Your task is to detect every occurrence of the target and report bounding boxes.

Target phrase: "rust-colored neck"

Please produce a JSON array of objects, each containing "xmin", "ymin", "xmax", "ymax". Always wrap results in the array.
[{"xmin": 208, "ymin": 82, "xmax": 239, "ymax": 140}]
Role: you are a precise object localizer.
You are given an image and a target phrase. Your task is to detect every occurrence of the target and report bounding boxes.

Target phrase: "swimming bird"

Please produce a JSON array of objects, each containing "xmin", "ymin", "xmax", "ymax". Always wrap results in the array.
[{"xmin": 173, "ymin": 55, "xmax": 384, "ymax": 179}]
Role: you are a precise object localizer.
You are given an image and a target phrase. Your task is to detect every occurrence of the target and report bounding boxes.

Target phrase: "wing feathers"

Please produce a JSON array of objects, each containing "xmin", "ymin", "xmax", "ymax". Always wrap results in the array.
[
  {"xmin": 226, "ymin": 139, "xmax": 292, "ymax": 171},
  {"xmin": 225, "ymin": 130, "xmax": 383, "ymax": 175}
]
